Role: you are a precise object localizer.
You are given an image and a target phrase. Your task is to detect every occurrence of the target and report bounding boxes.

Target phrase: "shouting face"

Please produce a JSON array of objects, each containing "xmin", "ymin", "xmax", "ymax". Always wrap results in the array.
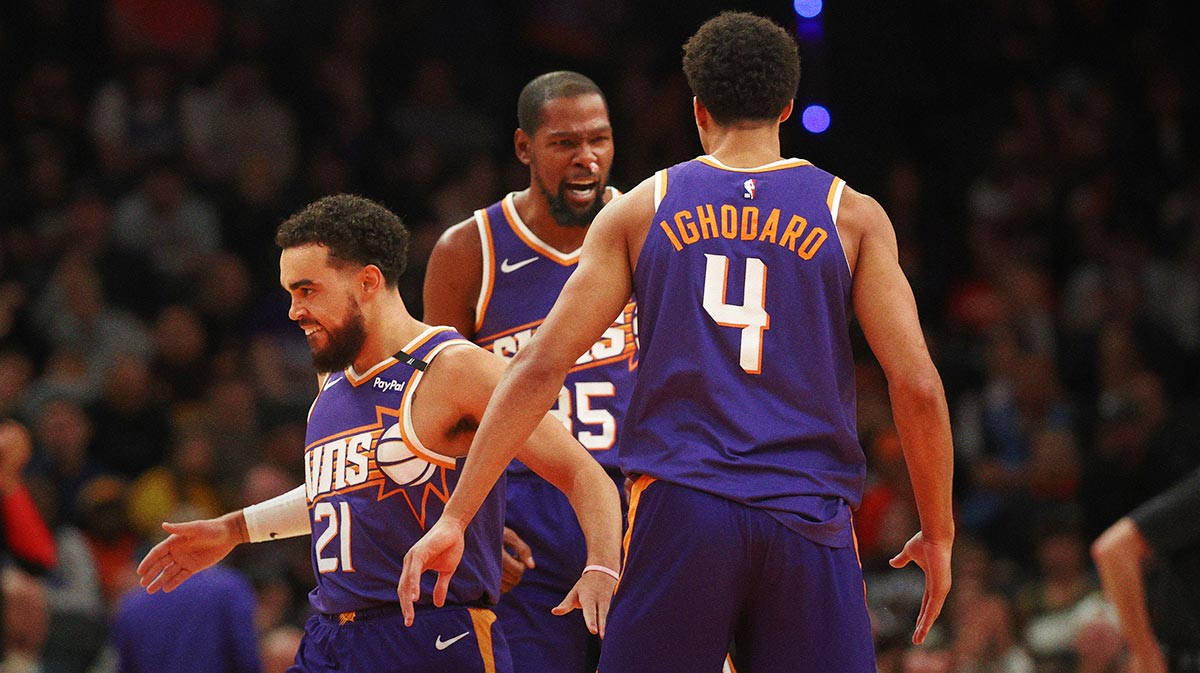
[{"xmin": 519, "ymin": 93, "xmax": 614, "ymax": 227}]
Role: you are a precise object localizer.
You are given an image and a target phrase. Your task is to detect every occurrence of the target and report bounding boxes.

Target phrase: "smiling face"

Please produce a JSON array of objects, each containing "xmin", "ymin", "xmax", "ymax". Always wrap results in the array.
[
  {"xmin": 280, "ymin": 244, "xmax": 369, "ymax": 373},
  {"xmin": 518, "ymin": 93, "xmax": 613, "ymax": 228}
]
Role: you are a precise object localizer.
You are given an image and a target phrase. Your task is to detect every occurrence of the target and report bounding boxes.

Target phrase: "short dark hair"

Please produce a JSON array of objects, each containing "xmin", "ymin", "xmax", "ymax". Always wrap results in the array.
[
  {"xmin": 682, "ymin": 12, "xmax": 800, "ymax": 125},
  {"xmin": 517, "ymin": 71, "xmax": 606, "ymax": 134},
  {"xmin": 275, "ymin": 194, "xmax": 409, "ymax": 286}
]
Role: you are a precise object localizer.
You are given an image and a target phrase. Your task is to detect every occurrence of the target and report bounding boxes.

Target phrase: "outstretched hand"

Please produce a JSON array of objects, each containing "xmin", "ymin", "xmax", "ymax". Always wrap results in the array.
[
  {"xmin": 137, "ymin": 514, "xmax": 244, "ymax": 593},
  {"xmin": 398, "ymin": 517, "xmax": 466, "ymax": 626},
  {"xmin": 551, "ymin": 570, "xmax": 617, "ymax": 638},
  {"xmin": 890, "ymin": 531, "xmax": 952, "ymax": 644}
]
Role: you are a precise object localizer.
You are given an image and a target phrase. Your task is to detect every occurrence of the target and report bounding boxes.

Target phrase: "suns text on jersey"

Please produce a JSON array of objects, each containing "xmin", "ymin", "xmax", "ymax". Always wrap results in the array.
[
  {"xmin": 484, "ymin": 301, "xmax": 636, "ymax": 372},
  {"xmin": 304, "ymin": 431, "xmax": 374, "ymax": 500},
  {"xmin": 658, "ymin": 204, "xmax": 828, "ymax": 259}
]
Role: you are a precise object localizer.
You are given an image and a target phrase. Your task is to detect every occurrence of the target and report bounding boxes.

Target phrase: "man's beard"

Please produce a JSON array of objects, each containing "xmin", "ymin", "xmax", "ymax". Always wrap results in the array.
[
  {"xmin": 310, "ymin": 299, "xmax": 368, "ymax": 373},
  {"xmin": 535, "ymin": 174, "xmax": 606, "ymax": 228}
]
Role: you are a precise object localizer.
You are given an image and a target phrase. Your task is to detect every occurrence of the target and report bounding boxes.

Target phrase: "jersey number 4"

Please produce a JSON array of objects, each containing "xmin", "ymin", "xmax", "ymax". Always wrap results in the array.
[{"xmin": 703, "ymin": 253, "xmax": 770, "ymax": 374}]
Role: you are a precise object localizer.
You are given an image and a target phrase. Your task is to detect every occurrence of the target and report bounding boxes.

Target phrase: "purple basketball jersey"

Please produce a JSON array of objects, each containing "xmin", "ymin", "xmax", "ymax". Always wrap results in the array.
[
  {"xmin": 302, "ymin": 326, "xmax": 504, "ymax": 614},
  {"xmin": 623, "ymin": 156, "xmax": 864, "ymax": 548},
  {"xmin": 472, "ymin": 191, "xmax": 636, "ymax": 472}
]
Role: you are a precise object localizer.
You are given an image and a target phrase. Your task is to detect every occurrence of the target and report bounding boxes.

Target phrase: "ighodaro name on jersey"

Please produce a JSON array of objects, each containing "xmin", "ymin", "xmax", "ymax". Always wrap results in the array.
[
  {"xmin": 658, "ymin": 203, "xmax": 829, "ymax": 260},
  {"xmin": 484, "ymin": 301, "xmax": 637, "ymax": 372}
]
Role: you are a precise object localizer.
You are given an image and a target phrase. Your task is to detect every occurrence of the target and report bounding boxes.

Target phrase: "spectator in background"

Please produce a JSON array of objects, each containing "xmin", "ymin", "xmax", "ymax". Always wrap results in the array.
[
  {"xmin": 110, "ymin": 158, "xmax": 221, "ymax": 286},
  {"xmin": 258, "ymin": 625, "xmax": 302, "ymax": 673},
  {"xmin": 26, "ymin": 398, "xmax": 107, "ymax": 529},
  {"xmin": 1015, "ymin": 509, "xmax": 1115, "ymax": 673},
  {"xmin": 111, "ymin": 564, "xmax": 261, "ymax": 673},
  {"xmin": 87, "ymin": 355, "xmax": 170, "ymax": 478},
  {"xmin": 0, "ymin": 568, "xmax": 49, "ymax": 673},
  {"xmin": 126, "ymin": 430, "xmax": 223, "ymax": 542}
]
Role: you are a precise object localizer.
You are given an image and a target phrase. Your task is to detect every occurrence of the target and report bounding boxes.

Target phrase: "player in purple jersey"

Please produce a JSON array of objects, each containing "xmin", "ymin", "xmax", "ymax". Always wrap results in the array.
[
  {"xmin": 423, "ymin": 71, "xmax": 634, "ymax": 673},
  {"xmin": 134, "ymin": 195, "xmax": 622, "ymax": 673},
  {"xmin": 402, "ymin": 11, "xmax": 955, "ymax": 673}
]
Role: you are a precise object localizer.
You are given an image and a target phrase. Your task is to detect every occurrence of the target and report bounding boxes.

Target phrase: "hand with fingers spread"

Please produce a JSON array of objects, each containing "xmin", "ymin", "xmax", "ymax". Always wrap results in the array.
[
  {"xmin": 137, "ymin": 513, "xmax": 246, "ymax": 594},
  {"xmin": 398, "ymin": 517, "xmax": 466, "ymax": 626},
  {"xmin": 500, "ymin": 526, "xmax": 535, "ymax": 594},
  {"xmin": 890, "ymin": 531, "xmax": 953, "ymax": 644},
  {"xmin": 550, "ymin": 566, "xmax": 617, "ymax": 638}
]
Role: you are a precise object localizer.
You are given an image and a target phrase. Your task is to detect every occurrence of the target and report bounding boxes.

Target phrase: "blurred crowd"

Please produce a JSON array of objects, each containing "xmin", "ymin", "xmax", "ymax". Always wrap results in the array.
[{"xmin": 0, "ymin": 1, "xmax": 1196, "ymax": 672}]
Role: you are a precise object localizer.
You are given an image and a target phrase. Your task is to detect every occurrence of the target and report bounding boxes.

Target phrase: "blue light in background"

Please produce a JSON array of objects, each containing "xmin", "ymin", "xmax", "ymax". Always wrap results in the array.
[
  {"xmin": 794, "ymin": 0, "xmax": 823, "ymax": 19},
  {"xmin": 801, "ymin": 105, "xmax": 830, "ymax": 133}
]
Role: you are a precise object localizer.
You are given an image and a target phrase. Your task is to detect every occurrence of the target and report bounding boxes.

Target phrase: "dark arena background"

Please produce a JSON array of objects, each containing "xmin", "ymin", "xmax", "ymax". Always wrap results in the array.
[{"xmin": 0, "ymin": 1, "xmax": 1197, "ymax": 672}]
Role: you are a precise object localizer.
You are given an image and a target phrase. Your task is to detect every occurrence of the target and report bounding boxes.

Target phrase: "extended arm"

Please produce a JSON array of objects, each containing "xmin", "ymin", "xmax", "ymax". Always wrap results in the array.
[
  {"xmin": 398, "ymin": 345, "xmax": 623, "ymax": 634},
  {"xmin": 137, "ymin": 485, "xmax": 309, "ymax": 593},
  {"xmin": 844, "ymin": 187, "xmax": 954, "ymax": 644},
  {"xmin": 1092, "ymin": 468, "xmax": 1200, "ymax": 673},
  {"xmin": 1091, "ymin": 518, "xmax": 1166, "ymax": 673}
]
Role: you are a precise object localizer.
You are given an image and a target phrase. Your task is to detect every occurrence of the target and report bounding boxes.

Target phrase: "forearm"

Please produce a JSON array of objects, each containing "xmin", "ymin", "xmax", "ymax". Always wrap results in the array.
[
  {"xmin": 242, "ymin": 485, "xmax": 309, "ymax": 542},
  {"xmin": 889, "ymin": 374, "xmax": 955, "ymax": 541},
  {"xmin": 563, "ymin": 461, "xmax": 623, "ymax": 571},
  {"xmin": 1092, "ymin": 518, "xmax": 1160, "ymax": 654}
]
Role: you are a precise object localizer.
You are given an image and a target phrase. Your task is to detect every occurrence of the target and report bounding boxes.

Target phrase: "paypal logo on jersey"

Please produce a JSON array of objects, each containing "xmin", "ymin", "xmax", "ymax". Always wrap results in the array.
[{"xmin": 373, "ymin": 378, "xmax": 404, "ymax": 393}]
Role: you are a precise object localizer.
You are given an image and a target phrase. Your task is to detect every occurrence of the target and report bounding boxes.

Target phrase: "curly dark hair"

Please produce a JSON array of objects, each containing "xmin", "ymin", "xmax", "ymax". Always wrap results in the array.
[
  {"xmin": 682, "ymin": 11, "xmax": 800, "ymax": 126},
  {"xmin": 275, "ymin": 194, "xmax": 409, "ymax": 287},
  {"xmin": 517, "ymin": 71, "xmax": 606, "ymax": 135}
]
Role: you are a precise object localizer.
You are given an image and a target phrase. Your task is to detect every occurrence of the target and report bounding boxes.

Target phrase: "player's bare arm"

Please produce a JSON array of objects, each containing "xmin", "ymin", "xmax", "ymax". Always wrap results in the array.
[
  {"xmin": 400, "ymin": 343, "xmax": 622, "ymax": 635},
  {"xmin": 842, "ymin": 186, "xmax": 954, "ymax": 645},
  {"xmin": 423, "ymin": 218, "xmax": 483, "ymax": 338},
  {"xmin": 423, "ymin": 218, "xmax": 538, "ymax": 590}
]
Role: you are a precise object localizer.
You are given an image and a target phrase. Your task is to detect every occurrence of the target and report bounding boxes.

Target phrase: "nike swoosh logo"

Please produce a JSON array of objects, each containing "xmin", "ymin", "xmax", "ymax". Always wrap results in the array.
[
  {"xmin": 435, "ymin": 631, "xmax": 471, "ymax": 650},
  {"xmin": 500, "ymin": 256, "xmax": 539, "ymax": 273},
  {"xmin": 323, "ymin": 376, "xmax": 342, "ymax": 391}
]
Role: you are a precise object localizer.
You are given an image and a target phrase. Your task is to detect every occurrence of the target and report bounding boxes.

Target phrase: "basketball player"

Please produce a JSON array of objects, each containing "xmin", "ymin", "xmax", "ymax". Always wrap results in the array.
[
  {"xmin": 423, "ymin": 71, "xmax": 633, "ymax": 673},
  {"xmin": 135, "ymin": 195, "xmax": 622, "ymax": 673},
  {"xmin": 401, "ymin": 12, "xmax": 954, "ymax": 673}
]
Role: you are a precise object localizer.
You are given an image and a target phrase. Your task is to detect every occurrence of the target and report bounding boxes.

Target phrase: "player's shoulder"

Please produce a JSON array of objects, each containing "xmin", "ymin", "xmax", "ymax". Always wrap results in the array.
[
  {"xmin": 434, "ymin": 215, "xmax": 483, "ymax": 255},
  {"xmin": 835, "ymin": 184, "xmax": 892, "ymax": 238},
  {"xmin": 599, "ymin": 175, "xmax": 656, "ymax": 219}
]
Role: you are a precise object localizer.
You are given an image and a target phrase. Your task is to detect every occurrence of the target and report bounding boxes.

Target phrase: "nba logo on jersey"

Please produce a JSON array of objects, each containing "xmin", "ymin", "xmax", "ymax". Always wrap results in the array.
[{"xmin": 743, "ymin": 178, "xmax": 757, "ymax": 199}]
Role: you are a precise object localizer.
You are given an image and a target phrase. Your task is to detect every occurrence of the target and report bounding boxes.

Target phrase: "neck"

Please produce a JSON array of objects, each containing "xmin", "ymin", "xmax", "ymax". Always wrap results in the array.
[
  {"xmin": 701, "ymin": 122, "xmax": 784, "ymax": 168},
  {"xmin": 352, "ymin": 291, "xmax": 424, "ymax": 373},
  {"xmin": 511, "ymin": 188, "xmax": 595, "ymax": 252}
]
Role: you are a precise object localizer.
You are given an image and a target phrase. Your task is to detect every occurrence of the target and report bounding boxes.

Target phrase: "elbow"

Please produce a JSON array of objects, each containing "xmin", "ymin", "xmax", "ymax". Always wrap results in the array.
[{"xmin": 889, "ymin": 368, "xmax": 946, "ymax": 410}]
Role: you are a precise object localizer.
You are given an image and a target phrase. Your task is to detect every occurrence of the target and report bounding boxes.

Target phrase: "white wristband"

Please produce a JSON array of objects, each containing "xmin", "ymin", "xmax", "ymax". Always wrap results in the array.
[
  {"xmin": 243, "ymin": 485, "xmax": 310, "ymax": 543},
  {"xmin": 582, "ymin": 564, "xmax": 620, "ymax": 581}
]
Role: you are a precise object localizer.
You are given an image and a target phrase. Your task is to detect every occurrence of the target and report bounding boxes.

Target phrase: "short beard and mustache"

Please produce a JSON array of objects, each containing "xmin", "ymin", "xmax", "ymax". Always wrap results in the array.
[
  {"xmin": 534, "ymin": 173, "xmax": 606, "ymax": 228},
  {"xmin": 309, "ymin": 296, "xmax": 368, "ymax": 373}
]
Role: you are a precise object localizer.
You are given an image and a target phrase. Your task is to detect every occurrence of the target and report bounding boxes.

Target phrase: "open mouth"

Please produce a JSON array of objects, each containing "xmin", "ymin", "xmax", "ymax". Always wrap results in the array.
[{"xmin": 564, "ymin": 179, "xmax": 599, "ymax": 204}]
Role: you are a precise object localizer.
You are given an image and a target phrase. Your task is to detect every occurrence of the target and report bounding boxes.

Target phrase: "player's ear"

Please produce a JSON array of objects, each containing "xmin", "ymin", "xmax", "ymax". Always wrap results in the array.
[
  {"xmin": 693, "ymin": 97, "xmax": 709, "ymax": 130},
  {"xmin": 515, "ymin": 128, "xmax": 532, "ymax": 165},
  {"xmin": 359, "ymin": 264, "xmax": 385, "ymax": 296},
  {"xmin": 779, "ymin": 100, "xmax": 794, "ymax": 123}
]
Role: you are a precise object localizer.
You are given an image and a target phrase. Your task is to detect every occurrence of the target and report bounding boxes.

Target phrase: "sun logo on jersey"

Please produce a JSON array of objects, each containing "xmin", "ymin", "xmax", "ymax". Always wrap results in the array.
[
  {"xmin": 375, "ymin": 422, "xmax": 437, "ymax": 487},
  {"xmin": 304, "ymin": 408, "xmax": 452, "ymax": 529},
  {"xmin": 743, "ymin": 178, "xmax": 757, "ymax": 200}
]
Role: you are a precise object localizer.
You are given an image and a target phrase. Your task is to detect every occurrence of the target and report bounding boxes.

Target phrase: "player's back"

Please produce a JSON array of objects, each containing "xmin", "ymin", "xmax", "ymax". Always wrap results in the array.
[{"xmin": 623, "ymin": 155, "xmax": 864, "ymax": 547}]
